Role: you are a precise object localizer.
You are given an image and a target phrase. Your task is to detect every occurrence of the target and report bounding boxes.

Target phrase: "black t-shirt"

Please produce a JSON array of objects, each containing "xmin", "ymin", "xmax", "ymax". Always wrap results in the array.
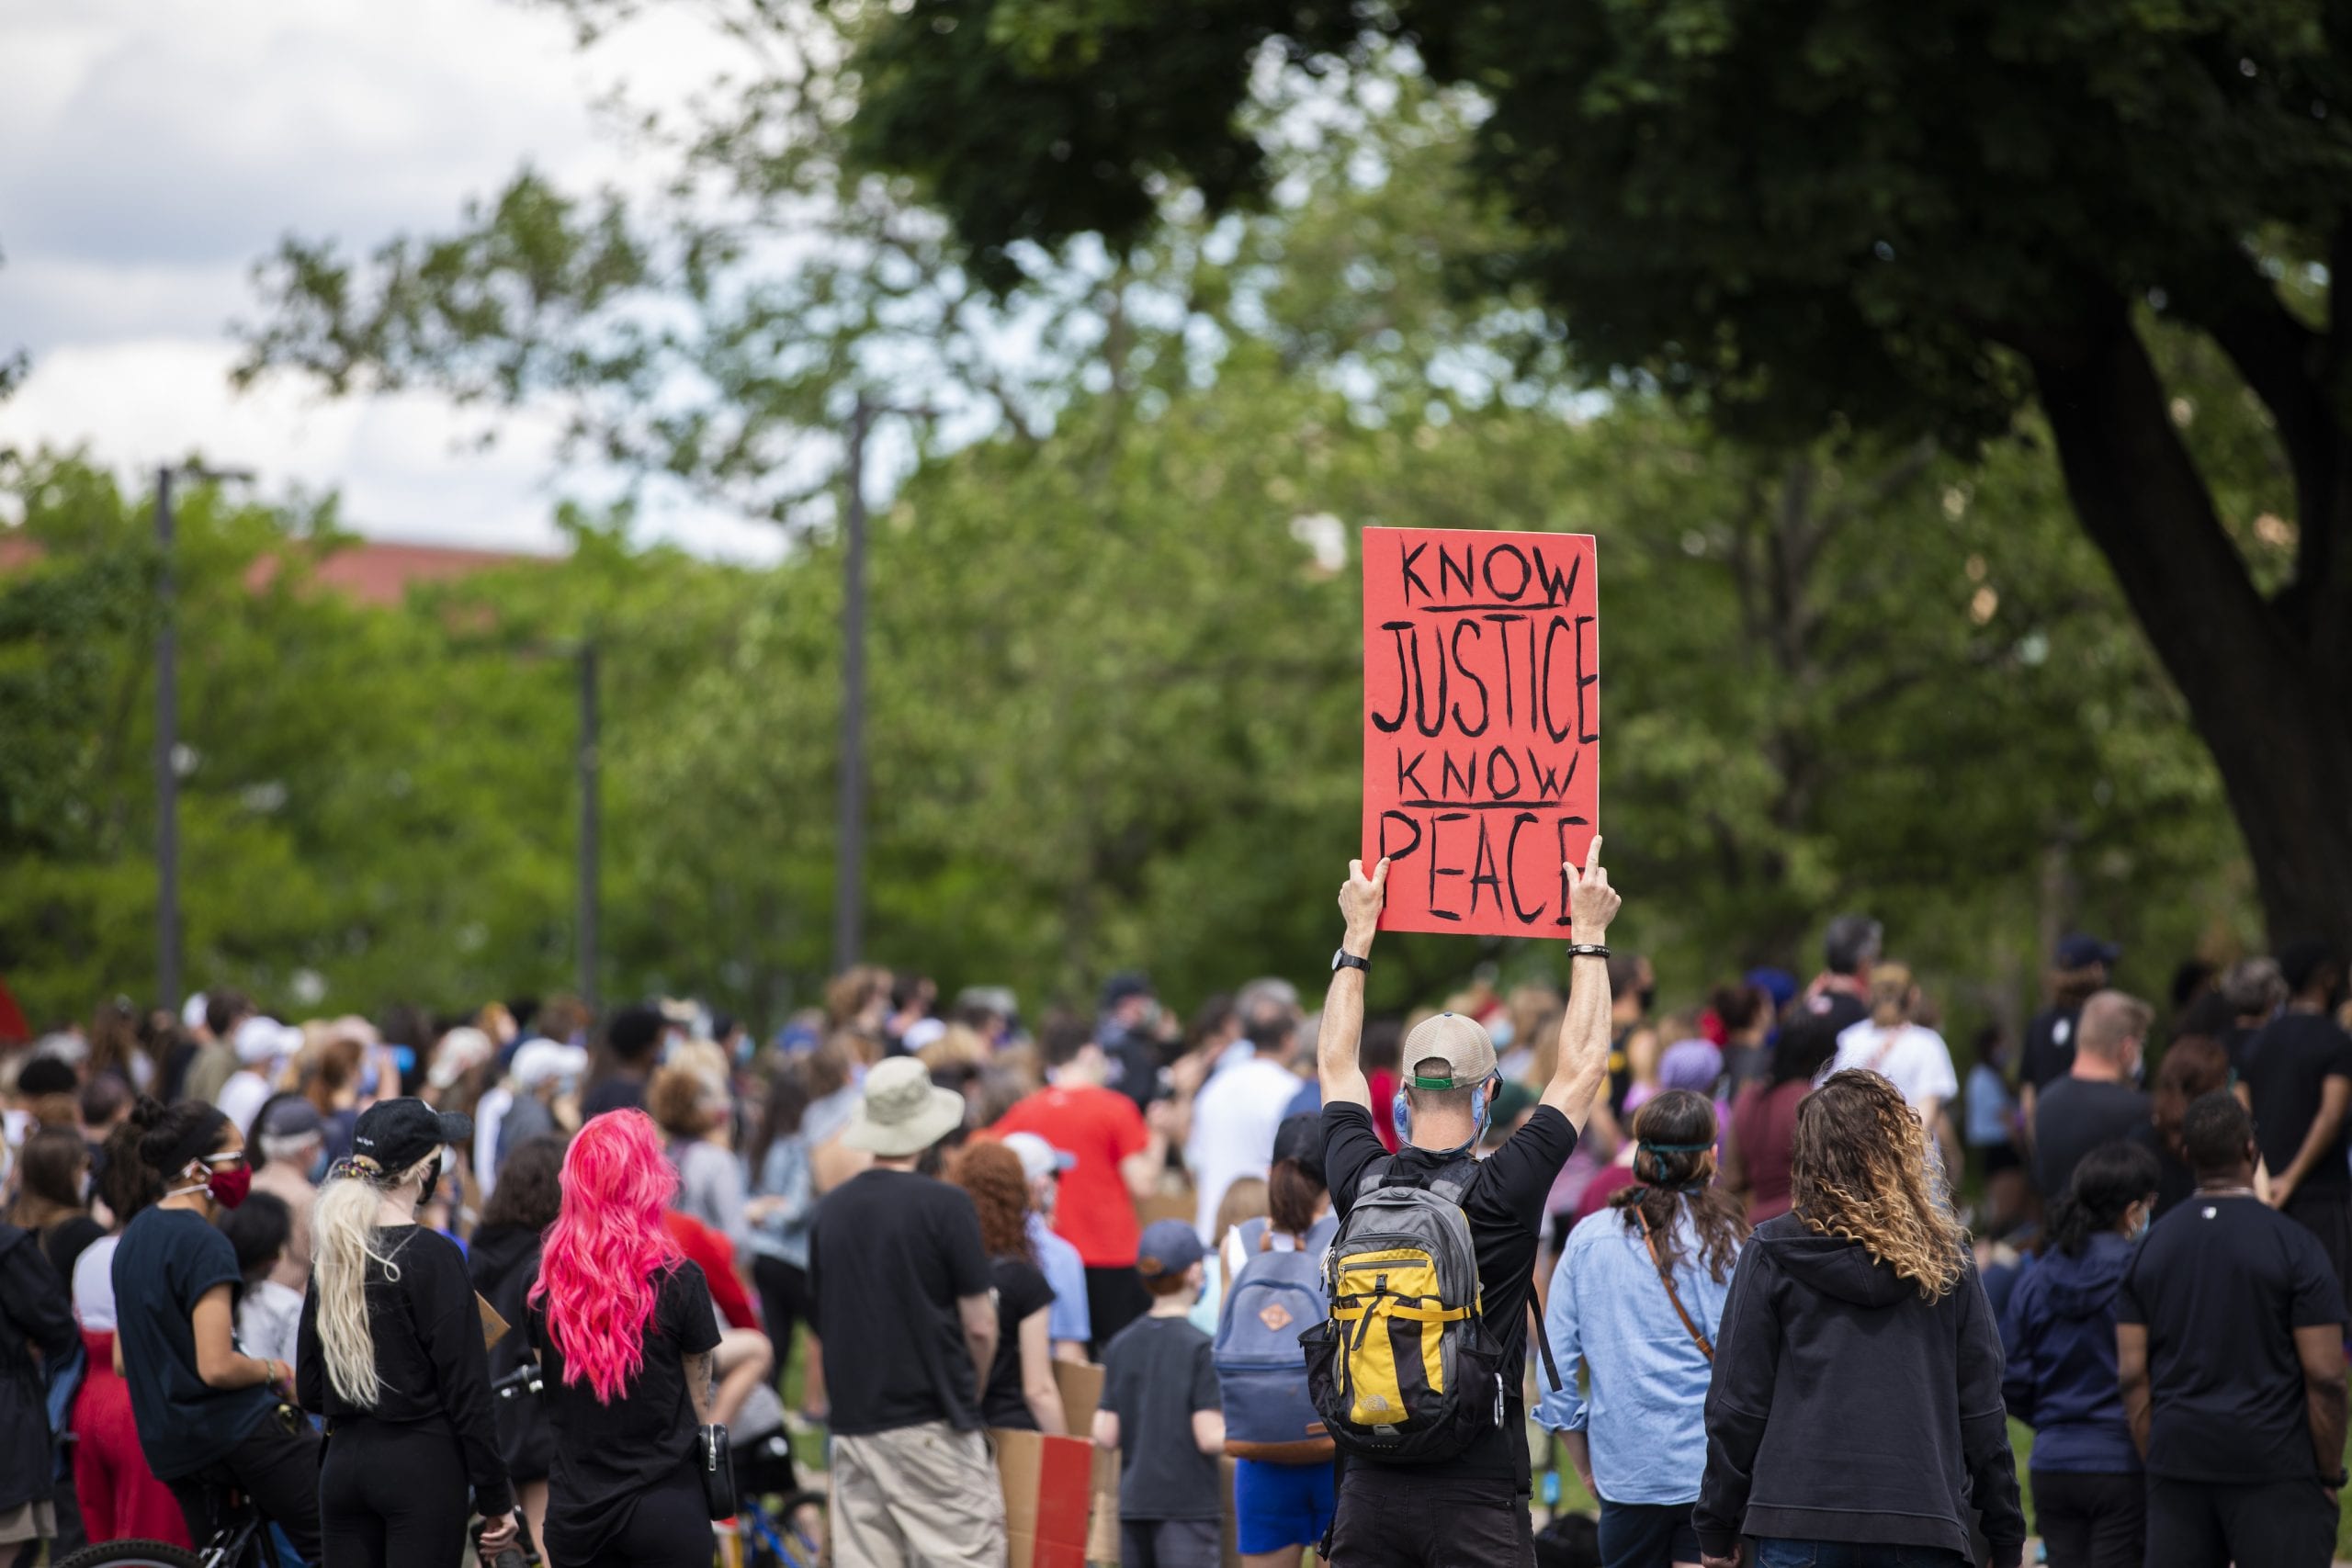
[
  {"xmin": 2243, "ymin": 1014, "xmax": 2352, "ymax": 1195},
  {"xmin": 113, "ymin": 1206, "xmax": 277, "ymax": 1481},
  {"xmin": 1321, "ymin": 1100, "xmax": 1579, "ymax": 1483},
  {"xmin": 2020, "ymin": 1006, "xmax": 2082, "ymax": 1093},
  {"xmin": 2030, "ymin": 1077, "xmax": 2154, "ymax": 1199},
  {"xmin": 527, "ymin": 1258, "xmax": 721, "ymax": 1562},
  {"xmin": 1102, "ymin": 1313, "xmax": 1221, "ymax": 1520},
  {"xmin": 808, "ymin": 1168, "xmax": 992, "ymax": 1436},
  {"xmin": 42, "ymin": 1213, "xmax": 105, "ymax": 1285},
  {"xmin": 295, "ymin": 1224, "xmax": 511, "ymax": 1515},
  {"xmin": 980, "ymin": 1256, "xmax": 1057, "ymax": 1430},
  {"xmin": 2117, "ymin": 1193, "xmax": 2347, "ymax": 1481}
]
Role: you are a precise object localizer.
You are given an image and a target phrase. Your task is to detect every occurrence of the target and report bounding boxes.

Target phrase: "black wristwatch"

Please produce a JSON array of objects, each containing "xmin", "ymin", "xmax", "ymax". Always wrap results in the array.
[{"xmin": 1331, "ymin": 948, "xmax": 1370, "ymax": 975}]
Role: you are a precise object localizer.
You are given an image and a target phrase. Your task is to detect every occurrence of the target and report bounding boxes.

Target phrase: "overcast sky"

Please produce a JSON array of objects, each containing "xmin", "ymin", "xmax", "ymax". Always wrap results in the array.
[{"xmin": 0, "ymin": 0, "xmax": 789, "ymax": 559}]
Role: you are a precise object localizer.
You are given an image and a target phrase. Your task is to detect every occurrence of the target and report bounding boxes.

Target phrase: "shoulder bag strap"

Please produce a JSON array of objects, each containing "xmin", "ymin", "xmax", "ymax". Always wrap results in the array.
[{"xmin": 1635, "ymin": 1208, "xmax": 1713, "ymax": 1362}]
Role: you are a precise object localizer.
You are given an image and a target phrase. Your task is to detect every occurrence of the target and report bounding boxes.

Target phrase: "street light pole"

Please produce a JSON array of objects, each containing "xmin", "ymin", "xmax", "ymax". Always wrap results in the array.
[
  {"xmin": 153, "ymin": 468, "xmax": 181, "ymax": 1013},
  {"xmin": 151, "ymin": 462, "xmax": 254, "ymax": 1013},
  {"xmin": 577, "ymin": 641, "xmax": 601, "ymax": 1010},
  {"xmin": 832, "ymin": 394, "xmax": 871, "ymax": 976}
]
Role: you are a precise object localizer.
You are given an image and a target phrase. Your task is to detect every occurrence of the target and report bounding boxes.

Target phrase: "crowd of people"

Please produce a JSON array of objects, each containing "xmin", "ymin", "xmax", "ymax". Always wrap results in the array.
[{"xmin": 0, "ymin": 844, "xmax": 2347, "ymax": 1568}]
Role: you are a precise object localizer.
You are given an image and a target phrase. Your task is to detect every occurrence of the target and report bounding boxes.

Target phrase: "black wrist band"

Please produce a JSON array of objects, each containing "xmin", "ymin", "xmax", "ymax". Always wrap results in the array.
[{"xmin": 1566, "ymin": 942, "xmax": 1610, "ymax": 958}]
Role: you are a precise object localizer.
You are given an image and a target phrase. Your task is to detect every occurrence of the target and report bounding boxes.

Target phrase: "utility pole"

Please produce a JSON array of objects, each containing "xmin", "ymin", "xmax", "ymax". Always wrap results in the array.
[
  {"xmin": 153, "ymin": 468, "xmax": 182, "ymax": 1015},
  {"xmin": 153, "ymin": 462, "xmax": 252, "ymax": 1012},
  {"xmin": 578, "ymin": 640, "xmax": 601, "ymax": 1010},
  {"xmin": 832, "ymin": 394, "xmax": 871, "ymax": 976}
]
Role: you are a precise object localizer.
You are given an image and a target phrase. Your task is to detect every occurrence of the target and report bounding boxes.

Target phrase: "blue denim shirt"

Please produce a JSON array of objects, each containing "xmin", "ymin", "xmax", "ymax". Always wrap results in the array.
[
  {"xmin": 1538, "ymin": 1205, "xmax": 1738, "ymax": 1505},
  {"xmin": 744, "ymin": 1136, "xmax": 814, "ymax": 1269},
  {"xmin": 1029, "ymin": 1212, "xmax": 1092, "ymax": 1346}
]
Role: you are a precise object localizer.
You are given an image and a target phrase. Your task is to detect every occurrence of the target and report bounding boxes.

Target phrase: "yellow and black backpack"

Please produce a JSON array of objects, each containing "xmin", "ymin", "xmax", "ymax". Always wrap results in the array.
[{"xmin": 1301, "ymin": 1159, "xmax": 1503, "ymax": 1462}]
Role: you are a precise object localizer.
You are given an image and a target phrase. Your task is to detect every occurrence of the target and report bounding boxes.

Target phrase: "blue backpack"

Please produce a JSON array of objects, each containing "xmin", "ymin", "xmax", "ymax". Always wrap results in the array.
[{"xmin": 1215, "ymin": 1214, "xmax": 1340, "ymax": 1461}]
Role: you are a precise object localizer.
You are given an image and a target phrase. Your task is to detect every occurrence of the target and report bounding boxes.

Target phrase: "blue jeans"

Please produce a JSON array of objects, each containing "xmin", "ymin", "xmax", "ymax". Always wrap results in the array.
[{"xmin": 1754, "ymin": 1542, "xmax": 1969, "ymax": 1568}]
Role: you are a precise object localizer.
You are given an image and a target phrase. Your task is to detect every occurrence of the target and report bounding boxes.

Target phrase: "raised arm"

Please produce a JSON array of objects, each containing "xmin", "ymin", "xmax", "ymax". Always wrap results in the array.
[
  {"xmin": 1542, "ymin": 836, "xmax": 1622, "ymax": 1131},
  {"xmin": 1317, "ymin": 856, "xmax": 1389, "ymax": 1111}
]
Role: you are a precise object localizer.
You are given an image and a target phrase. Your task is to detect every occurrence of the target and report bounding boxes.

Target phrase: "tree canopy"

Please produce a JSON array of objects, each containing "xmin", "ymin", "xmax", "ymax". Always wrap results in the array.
[
  {"xmin": 839, "ymin": 0, "xmax": 2352, "ymax": 952},
  {"xmin": 2, "ymin": 69, "xmax": 2256, "ymax": 1031}
]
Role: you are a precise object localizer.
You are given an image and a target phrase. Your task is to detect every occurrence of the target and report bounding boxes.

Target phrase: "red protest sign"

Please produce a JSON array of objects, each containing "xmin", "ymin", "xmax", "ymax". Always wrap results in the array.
[{"xmin": 1360, "ymin": 527, "xmax": 1599, "ymax": 939}]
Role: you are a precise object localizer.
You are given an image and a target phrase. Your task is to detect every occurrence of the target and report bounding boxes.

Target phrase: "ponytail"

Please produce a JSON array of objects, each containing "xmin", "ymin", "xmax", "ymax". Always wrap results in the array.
[
  {"xmin": 1266, "ymin": 1158, "xmax": 1325, "ymax": 1240},
  {"xmin": 311, "ymin": 1154, "xmax": 434, "ymax": 1407}
]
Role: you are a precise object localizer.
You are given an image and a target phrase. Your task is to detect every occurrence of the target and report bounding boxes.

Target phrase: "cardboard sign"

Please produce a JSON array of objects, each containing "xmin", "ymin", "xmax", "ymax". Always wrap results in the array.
[
  {"xmin": 1051, "ymin": 1361, "xmax": 1121, "ymax": 1566},
  {"xmin": 1362, "ymin": 527, "xmax": 1599, "ymax": 938},
  {"xmin": 993, "ymin": 1429, "xmax": 1095, "ymax": 1568}
]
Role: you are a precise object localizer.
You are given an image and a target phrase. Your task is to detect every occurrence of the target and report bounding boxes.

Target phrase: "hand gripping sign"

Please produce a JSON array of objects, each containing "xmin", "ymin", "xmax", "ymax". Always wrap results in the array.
[{"xmin": 1361, "ymin": 527, "xmax": 1599, "ymax": 938}]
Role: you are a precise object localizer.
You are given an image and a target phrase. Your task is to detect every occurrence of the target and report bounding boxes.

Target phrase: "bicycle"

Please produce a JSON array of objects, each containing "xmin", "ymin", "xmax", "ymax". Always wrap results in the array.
[
  {"xmin": 64, "ymin": 1372, "xmax": 549, "ymax": 1568},
  {"xmin": 55, "ymin": 1480, "xmax": 281, "ymax": 1568}
]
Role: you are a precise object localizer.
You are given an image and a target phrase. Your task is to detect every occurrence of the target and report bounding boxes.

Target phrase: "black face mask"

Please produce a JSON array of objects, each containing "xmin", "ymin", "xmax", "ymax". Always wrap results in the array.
[
  {"xmin": 417, "ymin": 1162, "xmax": 441, "ymax": 1210},
  {"xmin": 1638, "ymin": 986, "xmax": 1658, "ymax": 1014}
]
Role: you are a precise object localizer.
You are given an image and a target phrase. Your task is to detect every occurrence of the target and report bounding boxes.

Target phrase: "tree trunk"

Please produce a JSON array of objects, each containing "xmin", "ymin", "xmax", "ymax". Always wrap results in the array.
[{"xmin": 2028, "ymin": 304, "xmax": 2352, "ymax": 955}]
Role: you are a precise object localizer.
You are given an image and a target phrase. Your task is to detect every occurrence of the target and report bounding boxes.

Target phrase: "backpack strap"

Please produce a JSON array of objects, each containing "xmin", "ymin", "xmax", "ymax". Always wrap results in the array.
[
  {"xmin": 1235, "ymin": 1216, "xmax": 1271, "ymax": 1256},
  {"xmin": 1635, "ymin": 1209, "xmax": 1714, "ymax": 1362},
  {"xmin": 1524, "ymin": 1302, "xmax": 1565, "ymax": 1393},
  {"xmin": 1424, "ymin": 1156, "xmax": 1475, "ymax": 1206},
  {"xmin": 1357, "ymin": 1156, "xmax": 1395, "ymax": 1195}
]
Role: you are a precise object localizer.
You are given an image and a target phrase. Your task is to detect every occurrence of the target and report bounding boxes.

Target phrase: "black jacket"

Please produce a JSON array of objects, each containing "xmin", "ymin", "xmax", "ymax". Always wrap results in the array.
[
  {"xmin": 0, "ymin": 1224, "xmax": 78, "ymax": 1511},
  {"xmin": 1695, "ymin": 1213, "xmax": 2026, "ymax": 1566},
  {"xmin": 468, "ymin": 1221, "xmax": 552, "ymax": 1481}
]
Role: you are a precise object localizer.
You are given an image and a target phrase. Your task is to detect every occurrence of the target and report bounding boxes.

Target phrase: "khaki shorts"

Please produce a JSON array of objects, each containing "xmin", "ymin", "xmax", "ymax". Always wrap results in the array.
[{"xmin": 831, "ymin": 1422, "xmax": 1007, "ymax": 1568}]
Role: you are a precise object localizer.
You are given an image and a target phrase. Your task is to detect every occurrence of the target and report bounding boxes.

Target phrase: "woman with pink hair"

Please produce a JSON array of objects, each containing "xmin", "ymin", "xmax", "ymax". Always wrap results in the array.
[{"xmin": 527, "ymin": 1110, "xmax": 722, "ymax": 1568}]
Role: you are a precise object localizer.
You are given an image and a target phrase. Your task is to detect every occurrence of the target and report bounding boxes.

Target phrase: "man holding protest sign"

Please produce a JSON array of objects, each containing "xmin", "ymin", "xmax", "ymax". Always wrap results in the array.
[{"xmin": 1310, "ymin": 837, "xmax": 1622, "ymax": 1566}]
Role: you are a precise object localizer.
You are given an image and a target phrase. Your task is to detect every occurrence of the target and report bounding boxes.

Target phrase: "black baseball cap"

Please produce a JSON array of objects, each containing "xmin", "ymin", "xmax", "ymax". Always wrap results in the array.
[{"xmin": 350, "ymin": 1097, "xmax": 472, "ymax": 1176}]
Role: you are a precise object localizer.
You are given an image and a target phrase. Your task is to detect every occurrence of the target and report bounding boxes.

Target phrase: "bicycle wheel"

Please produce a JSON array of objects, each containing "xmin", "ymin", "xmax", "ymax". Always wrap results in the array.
[{"xmin": 56, "ymin": 1542, "xmax": 209, "ymax": 1568}]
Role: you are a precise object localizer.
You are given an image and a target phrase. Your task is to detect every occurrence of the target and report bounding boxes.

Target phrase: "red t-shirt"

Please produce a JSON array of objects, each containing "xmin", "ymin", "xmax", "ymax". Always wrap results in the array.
[
  {"xmin": 662, "ymin": 1209, "xmax": 758, "ymax": 1331},
  {"xmin": 991, "ymin": 1085, "xmax": 1148, "ymax": 1267}
]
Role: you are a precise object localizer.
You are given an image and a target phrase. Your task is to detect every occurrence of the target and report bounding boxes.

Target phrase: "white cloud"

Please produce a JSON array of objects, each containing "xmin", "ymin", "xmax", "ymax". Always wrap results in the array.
[{"xmin": 0, "ymin": 0, "xmax": 779, "ymax": 559}]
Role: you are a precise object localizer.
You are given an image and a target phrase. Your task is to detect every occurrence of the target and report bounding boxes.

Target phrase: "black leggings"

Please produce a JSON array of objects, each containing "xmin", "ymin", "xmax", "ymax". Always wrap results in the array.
[
  {"xmin": 752, "ymin": 1256, "xmax": 809, "ymax": 1378},
  {"xmin": 166, "ymin": 1409, "xmax": 324, "ymax": 1564},
  {"xmin": 572, "ymin": 1474, "xmax": 713, "ymax": 1568},
  {"xmin": 321, "ymin": 1416, "xmax": 472, "ymax": 1568}
]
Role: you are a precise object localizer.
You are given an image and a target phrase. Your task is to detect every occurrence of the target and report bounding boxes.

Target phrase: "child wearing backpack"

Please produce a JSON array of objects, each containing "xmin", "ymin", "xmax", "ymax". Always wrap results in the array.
[
  {"xmin": 1215, "ymin": 1115, "xmax": 1339, "ymax": 1567},
  {"xmin": 1096, "ymin": 1220, "xmax": 1227, "ymax": 1568}
]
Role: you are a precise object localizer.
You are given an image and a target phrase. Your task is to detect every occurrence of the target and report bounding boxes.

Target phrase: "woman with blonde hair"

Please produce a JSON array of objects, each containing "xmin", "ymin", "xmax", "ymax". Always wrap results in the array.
[
  {"xmin": 1694, "ymin": 1071, "xmax": 2023, "ymax": 1568},
  {"xmin": 297, "ymin": 1098, "xmax": 516, "ymax": 1566}
]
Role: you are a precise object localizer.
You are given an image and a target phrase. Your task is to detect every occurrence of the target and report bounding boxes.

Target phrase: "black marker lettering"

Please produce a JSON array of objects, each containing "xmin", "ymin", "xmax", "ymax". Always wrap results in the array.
[
  {"xmin": 1400, "ymin": 541, "xmax": 1431, "ymax": 604},
  {"xmin": 1371, "ymin": 622, "xmax": 1412, "ymax": 733},
  {"xmin": 1449, "ymin": 619, "xmax": 1489, "ymax": 737},
  {"xmin": 1426, "ymin": 813, "xmax": 1467, "ymax": 921},
  {"xmin": 1482, "ymin": 542, "xmax": 1531, "ymax": 602}
]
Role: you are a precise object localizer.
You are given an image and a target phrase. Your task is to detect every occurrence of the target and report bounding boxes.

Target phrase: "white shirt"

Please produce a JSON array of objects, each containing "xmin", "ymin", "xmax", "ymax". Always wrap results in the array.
[
  {"xmin": 238, "ymin": 1279, "xmax": 304, "ymax": 1371},
  {"xmin": 218, "ymin": 1069, "xmax": 273, "ymax": 1135},
  {"xmin": 1833, "ymin": 1020, "xmax": 1960, "ymax": 1113},
  {"xmin": 473, "ymin": 1085, "xmax": 514, "ymax": 1195},
  {"xmin": 74, "ymin": 1234, "xmax": 120, "ymax": 1332},
  {"xmin": 1185, "ymin": 1044, "xmax": 1304, "ymax": 1239}
]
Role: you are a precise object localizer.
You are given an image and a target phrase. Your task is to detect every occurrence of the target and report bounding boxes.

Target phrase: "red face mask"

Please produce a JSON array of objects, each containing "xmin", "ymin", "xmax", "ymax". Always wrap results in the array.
[{"xmin": 204, "ymin": 1162, "xmax": 253, "ymax": 1210}]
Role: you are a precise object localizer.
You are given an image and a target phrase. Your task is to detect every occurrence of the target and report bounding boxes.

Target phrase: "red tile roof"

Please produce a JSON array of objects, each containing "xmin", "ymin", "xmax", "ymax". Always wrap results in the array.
[{"xmin": 2, "ymin": 532, "xmax": 548, "ymax": 605}]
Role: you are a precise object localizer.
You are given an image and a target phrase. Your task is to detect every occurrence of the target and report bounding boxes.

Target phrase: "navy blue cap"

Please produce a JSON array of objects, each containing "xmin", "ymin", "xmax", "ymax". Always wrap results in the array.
[
  {"xmin": 2056, "ymin": 933, "xmax": 2121, "ymax": 970},
  {"xmin": 1136, "ymin": 1218, "xmax": 1205, "ymax": 1278}
]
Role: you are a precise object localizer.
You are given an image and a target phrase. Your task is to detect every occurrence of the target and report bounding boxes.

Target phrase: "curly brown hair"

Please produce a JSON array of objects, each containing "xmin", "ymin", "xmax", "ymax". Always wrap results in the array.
[
  {"xmin": 948, "ymin": 1141, "xmax": 1035, "ymax": 1264},
  {"xmin": 1791, "ymin": 1070, "xmax": 1968, "ymax": 1299}
]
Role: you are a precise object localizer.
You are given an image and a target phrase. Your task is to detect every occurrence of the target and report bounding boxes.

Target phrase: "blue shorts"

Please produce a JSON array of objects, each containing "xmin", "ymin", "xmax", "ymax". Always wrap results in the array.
[{"xmin": 1232, "ymin": 1457, "xmax": 1338, "ymax": 1554}]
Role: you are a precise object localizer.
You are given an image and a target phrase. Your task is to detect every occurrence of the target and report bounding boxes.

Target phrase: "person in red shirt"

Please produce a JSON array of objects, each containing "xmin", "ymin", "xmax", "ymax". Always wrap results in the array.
[{"xmin": 991, "ymin": 1013, "xmax": 1173, "ymax": 1352}]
